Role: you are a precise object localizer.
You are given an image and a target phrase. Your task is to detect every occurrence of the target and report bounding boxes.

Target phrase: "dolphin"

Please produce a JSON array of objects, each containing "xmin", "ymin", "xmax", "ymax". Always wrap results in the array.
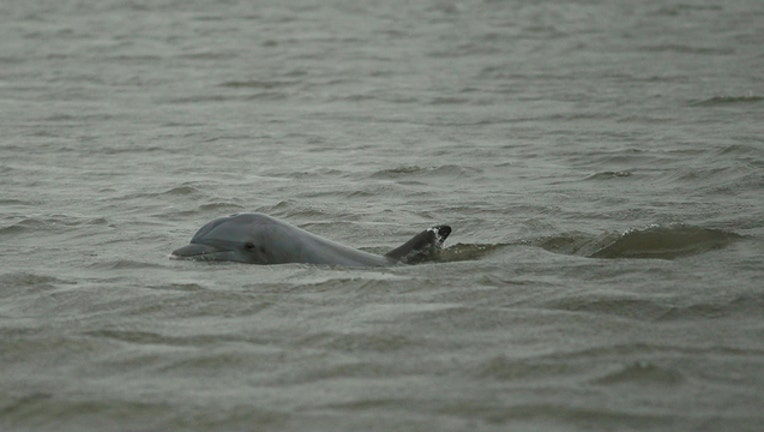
[{"xmin": 171, "ymin": 213, "xmax": 451, "ymax": 267}]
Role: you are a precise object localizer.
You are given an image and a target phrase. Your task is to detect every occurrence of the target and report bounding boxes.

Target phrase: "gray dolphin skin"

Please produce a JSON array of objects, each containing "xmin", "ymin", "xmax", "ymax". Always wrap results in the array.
[{"xmin": 171, "ymin": 213, "xmax": 451, "ymax": 267}]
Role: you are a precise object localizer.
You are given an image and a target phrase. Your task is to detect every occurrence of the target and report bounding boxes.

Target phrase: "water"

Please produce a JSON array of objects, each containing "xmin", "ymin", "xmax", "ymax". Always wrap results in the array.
[{"xmin": 1, "ymin": 0, "xmax": 763, "ymax": 430}]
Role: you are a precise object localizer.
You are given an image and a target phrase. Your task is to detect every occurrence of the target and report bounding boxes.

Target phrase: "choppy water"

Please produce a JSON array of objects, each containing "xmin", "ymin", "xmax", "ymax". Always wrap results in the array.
[{"xmin": 2, "ymin": 0, "xmax": 763, "ymax": 431}]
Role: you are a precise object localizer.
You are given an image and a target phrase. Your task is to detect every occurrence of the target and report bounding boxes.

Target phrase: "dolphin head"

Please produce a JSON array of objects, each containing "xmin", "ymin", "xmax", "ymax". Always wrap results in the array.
[{"xmin": 171, "ymin": 214, "xmax": 273, "ymax": 264}]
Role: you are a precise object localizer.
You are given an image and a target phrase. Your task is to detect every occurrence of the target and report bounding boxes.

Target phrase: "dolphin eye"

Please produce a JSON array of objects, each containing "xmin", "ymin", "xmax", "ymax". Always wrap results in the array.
[{"xmin": 244, "ymin": 242, "xmax": 255, "ymax": 250}]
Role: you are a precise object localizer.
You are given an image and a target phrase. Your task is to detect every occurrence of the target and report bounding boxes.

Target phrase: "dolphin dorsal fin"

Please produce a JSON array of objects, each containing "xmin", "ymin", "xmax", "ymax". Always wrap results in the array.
[{"xmin": 385, "ymin": 225, "xmax": 451, "ymax": 264}]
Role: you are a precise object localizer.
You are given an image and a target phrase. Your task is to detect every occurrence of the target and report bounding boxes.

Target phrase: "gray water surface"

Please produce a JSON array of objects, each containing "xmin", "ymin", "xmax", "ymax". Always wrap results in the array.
[{"xmin": 2, "ymin": 1, "xmax": 763, "ymax": 431}]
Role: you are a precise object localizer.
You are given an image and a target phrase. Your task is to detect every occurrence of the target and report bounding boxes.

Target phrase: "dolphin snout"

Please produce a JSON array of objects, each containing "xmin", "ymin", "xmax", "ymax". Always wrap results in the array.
[{"xmin": 171, "ymin": 243, "xmax": 222, "ymax": 259}]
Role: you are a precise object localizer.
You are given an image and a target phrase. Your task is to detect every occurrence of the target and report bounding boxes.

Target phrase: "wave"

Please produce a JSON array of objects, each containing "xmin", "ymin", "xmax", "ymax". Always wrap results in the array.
[
  {"xmin": 370, "ymin": 165, "xmax": 481, "ymax": 179},
  {"xmin": 438, "ymin": 243, "xmax": 508, "ymax": 262},
  {"xmin": 657, "ymin": 292, "xmax": 764, "ymax": 321},
  {"xmin": 161, "ymin": 92, "xmax": 288, "ymax": 104},
  {"xmin": 88, "ymin": 260, "xmax": 166, "ymax": 270},
  {"xmin": 595, "ymin": 360, "xmax": 684, "ymax": 386},
  {"xmin": 0, "ymin": 272, "xmax": 72, "ymax": 289},
  {"xmin": 541, "ymin": 290, "xmax": 764, "ymax": 322},
  {"xmin": 584, "ymin": 171, "xmax": 632, "ymax": 181},
  {"xmin": 85, "ymin": 329, "xmax": 233, "ymax": 347},
  {"xmin": 383, "ymin": 224, "xmax": 740, "ymax": 264},
  {"xmin": 542, "ymin": 294, "xmax": 671, "ymax": 320},
  {"xmin": 198, "ymin": 202, "xmax": 246, "ymax": 213},
  {"xmin": 638, "ymin": 44, "xmax": 733, "ymax": 55},
  {"xmin": 691, "ymin": 95, "xmax": 764, "ymax": 106},
  {"xmin": 0, "ymin": 272, "xmax": 76, "ymax": 300},
  {"xmin": 0, "ymin": 215, "xmax": 109, "ymax": 236},
  {"xmin": 0, "ymin": 218, "xmax": 47, "ymax": 236},
  {"xmin": 219, "ymin": 80, "xmax": 297, "ymax": 89},
  {"xmin": 537, "ymin": 225, "xmax": 741, "ymax": 260},
  {"xmin": 590, "ymin": 225, "xmax": 741, "ymax": 259},
  {"xmin": 161, "ymin": 185, "xmax": 203, "ymax": 196}
]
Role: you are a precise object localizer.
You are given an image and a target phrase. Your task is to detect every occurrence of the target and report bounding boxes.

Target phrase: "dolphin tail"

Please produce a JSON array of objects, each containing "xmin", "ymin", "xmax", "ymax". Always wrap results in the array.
[{"xmin": 385, "ymin": 225, "xmax": 451, "ymax": 264}]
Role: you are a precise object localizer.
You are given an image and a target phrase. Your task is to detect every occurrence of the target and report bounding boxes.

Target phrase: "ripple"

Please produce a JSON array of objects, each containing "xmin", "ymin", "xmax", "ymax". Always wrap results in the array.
[
  {"xmin": 219, "ymin": 80, "xmax": 297, "ymax": 89},
  {"xmin": 198, "ymin": 202, "xmax": 245, "ymax": 212},
  {"xmin": 584, "ymin": 171, "xmax": 632, "ymax": 180},
  {"xmin": 86, "ymin": 330, "xmax": 229, "ymax": 347},
  {"xmin": 691, "ymin": 95, "xmax": 764, "ymax": 106},
  {"xmin": 0, "ymin": 272, "xmax": 73, "ymax": 290},
  {"xmin": 657, "ymin": 292, "xmax": 764, "ymax": 321},
  {"xmin": 370, "ymin": 165, "xmax": 481, "ymax": 179},
  {"xmin": 88, "ymin": 260, "xmax": 165, "ymax": 270},
  {"xmin": 639, "ymin": 44, "xmax": 733, "ymax": 55},
  {"xmin": 476, "ymin": 354, "xmax": 582, "ymax": 381},
  {"xmin": 438, "ymin": 243, "xmax": 508, "ymax": 262},
  {"xmin": 0, "ymin": 215, "xmax": 110, "ymax": 237},
  {"xmin": 299, "ymin": 331, "xmax": 419, "ymax": 353},
  {"xmin": 542, "ymin": 294, "xmax": 670, "ymax": 320},
  {"xmin": 593, "ymin": 361, "xmax": 684, "ymax": 386},
  {"xmin": 163, "ymin": 185, "xmax": 203, "ymax": 196}
]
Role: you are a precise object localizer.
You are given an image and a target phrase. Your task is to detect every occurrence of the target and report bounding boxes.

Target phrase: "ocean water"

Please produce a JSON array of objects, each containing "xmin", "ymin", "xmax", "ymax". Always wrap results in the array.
[{"xmin": 1, "ymin": 0, "xmax": 763, "ymax": 430}]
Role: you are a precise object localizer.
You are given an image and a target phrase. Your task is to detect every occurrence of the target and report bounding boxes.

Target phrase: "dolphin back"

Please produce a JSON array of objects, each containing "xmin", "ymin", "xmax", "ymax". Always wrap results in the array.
[{"xmin": 262, "ymin": 218, "xmax": 394, "ymax": 267}]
